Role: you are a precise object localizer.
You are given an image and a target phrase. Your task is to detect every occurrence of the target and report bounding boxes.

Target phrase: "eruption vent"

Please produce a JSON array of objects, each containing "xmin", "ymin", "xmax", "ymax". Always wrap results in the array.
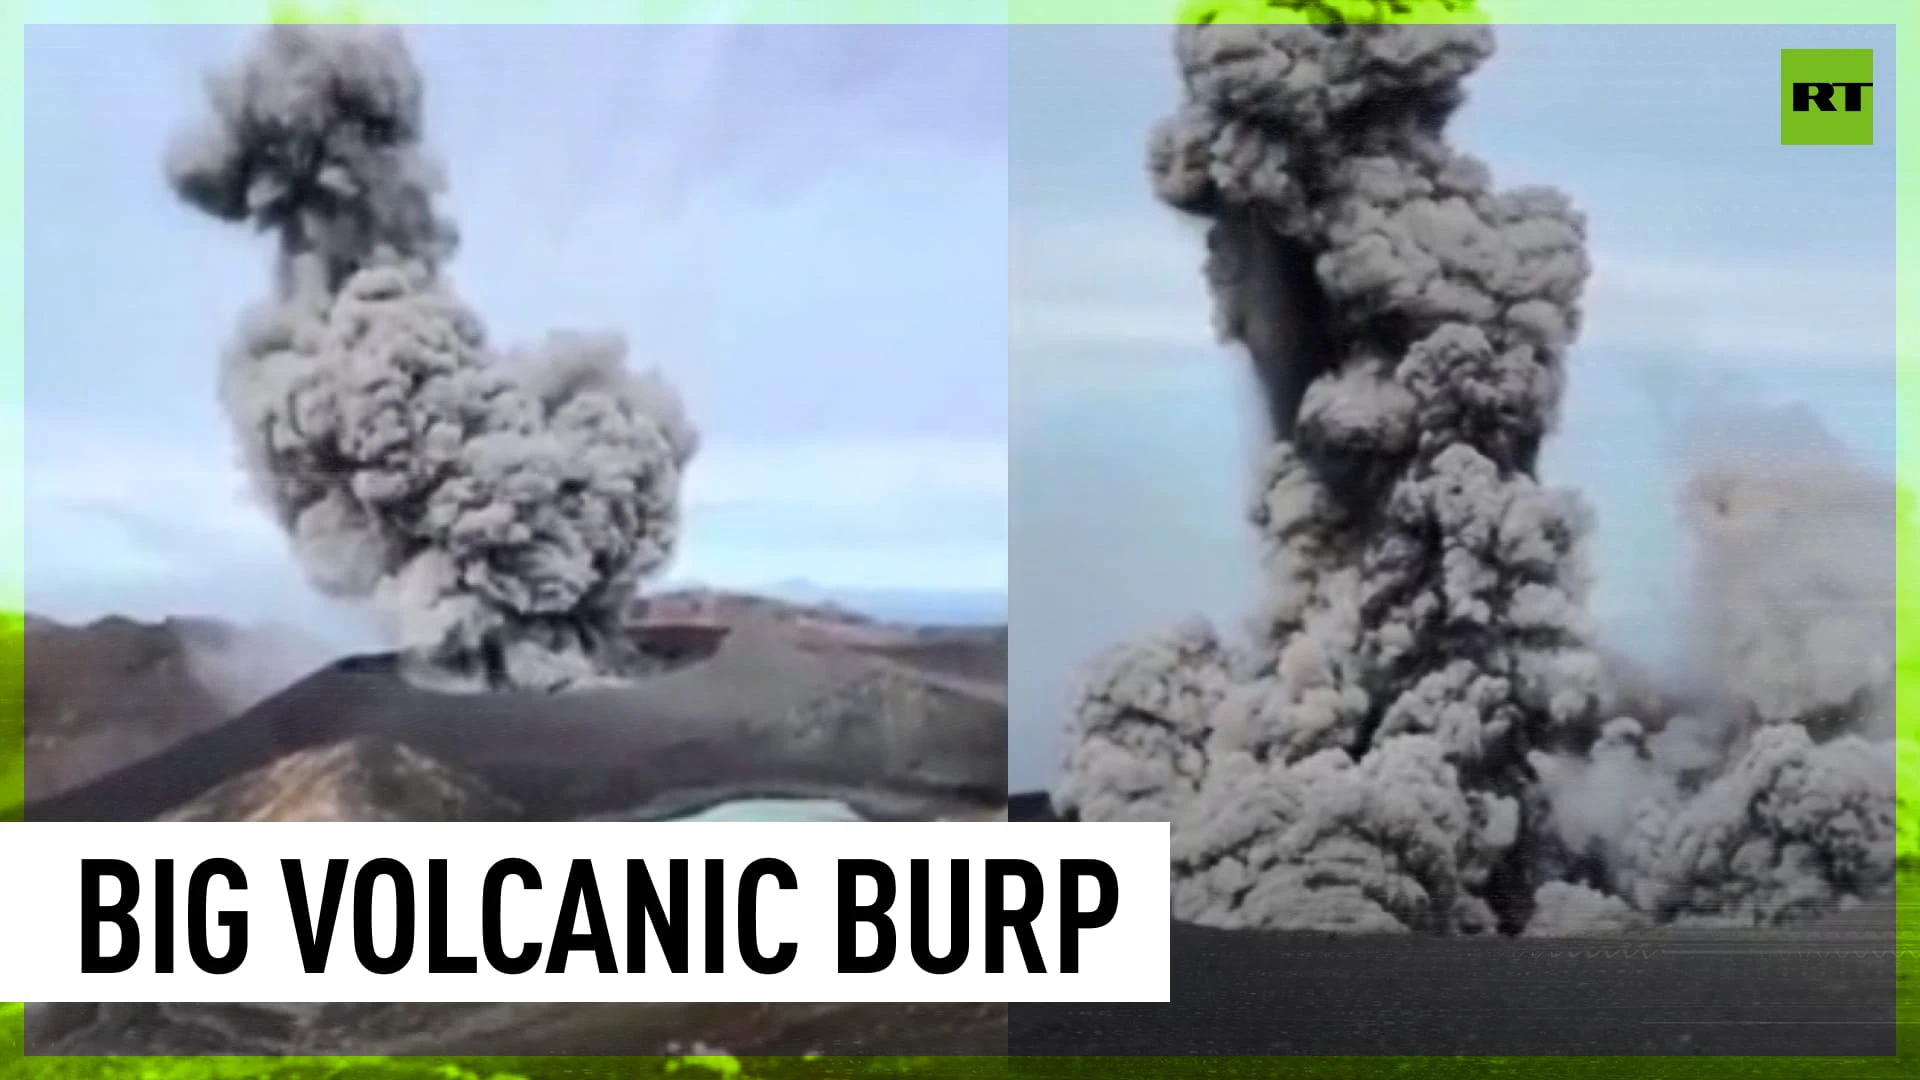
[
  {"xmin": 168, "ymin": 26, "xmax": 698, "ymax": 692},
  {"xmin": 1057, "ymin": 13, "xmax": 1897, "ymax": 936}
]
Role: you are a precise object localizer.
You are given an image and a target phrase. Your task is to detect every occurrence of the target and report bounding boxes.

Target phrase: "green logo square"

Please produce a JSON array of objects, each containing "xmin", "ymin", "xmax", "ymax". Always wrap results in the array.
[{"xmin": 1781, "ymin": 48, "xmax": 1874, "ymax": 145}]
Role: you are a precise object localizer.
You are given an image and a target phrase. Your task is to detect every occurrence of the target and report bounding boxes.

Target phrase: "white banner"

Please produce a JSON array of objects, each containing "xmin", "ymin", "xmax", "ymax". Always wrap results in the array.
[{"xmin": 0, "ymin": 820, "xmax": 1168, "ymax": 1004}]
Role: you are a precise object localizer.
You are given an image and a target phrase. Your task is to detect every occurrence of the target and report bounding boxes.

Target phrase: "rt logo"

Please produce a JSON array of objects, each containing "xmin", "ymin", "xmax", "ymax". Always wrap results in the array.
[{"xmin": 1781, "ymin": 49, "xmax": 1874, "ymax": 145}]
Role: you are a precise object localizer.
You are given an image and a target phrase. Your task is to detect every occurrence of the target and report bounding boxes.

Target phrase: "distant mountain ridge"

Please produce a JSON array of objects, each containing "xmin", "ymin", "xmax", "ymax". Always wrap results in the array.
[
  {"xmin": 23, "ymin": 590, "xmax": 1007, "ymax": 822},
  {"xmin": 663, "ymin": 578, "xmax": 1007, "ymax": 628}
]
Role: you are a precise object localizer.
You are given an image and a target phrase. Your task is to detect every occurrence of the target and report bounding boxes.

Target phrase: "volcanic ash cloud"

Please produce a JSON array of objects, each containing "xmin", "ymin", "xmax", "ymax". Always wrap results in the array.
[
  {"xmin": 167, "ymin": 26, "xmax": 698, "ymax": 692},
  {"xmin": 1056, "ymin": 17, "xmax": 1898, "ymax": 936}
]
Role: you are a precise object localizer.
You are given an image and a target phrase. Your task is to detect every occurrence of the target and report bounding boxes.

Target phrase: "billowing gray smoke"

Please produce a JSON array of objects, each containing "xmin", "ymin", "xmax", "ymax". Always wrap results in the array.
[
  {"xmin": 1056, "ymin": 19, "xmax": 1898, "ymax": 935},
  {"xmin": 168, "ymin": 26, "xmax": 698, "ymax": 691}
]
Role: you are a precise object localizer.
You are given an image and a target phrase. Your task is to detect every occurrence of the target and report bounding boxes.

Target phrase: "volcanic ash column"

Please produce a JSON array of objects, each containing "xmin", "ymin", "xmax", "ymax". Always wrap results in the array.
[
  {"xmin": 1056, "ymin": 16, "xmax": 1897, "ymax": 936},
  {"xmin": 1057, "ymin": 16, "xmax": 1601, "ymax": 936},
  {"xmin": 166, "ymin": 26, "xmax": 698, "ymax": 692}
]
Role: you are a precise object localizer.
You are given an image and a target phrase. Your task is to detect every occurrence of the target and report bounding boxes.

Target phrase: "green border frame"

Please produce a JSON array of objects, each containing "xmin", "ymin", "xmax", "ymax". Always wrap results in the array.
[{"xmin": 3, "ymin": 0, "xmax": 1915, "ymax": 1076}]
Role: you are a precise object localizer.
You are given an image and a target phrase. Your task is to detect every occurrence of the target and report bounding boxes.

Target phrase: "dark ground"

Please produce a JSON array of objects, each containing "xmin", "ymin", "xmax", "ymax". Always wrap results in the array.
[
  {"xmin": 22, "ymin": 609, "xmax": 1010, "ymax": 822},
  {"xmin": 1009, "ymin": 792, "xmax": 1906, "ymax": 1056},
  {"xmin": 20, "ymin": 613, "xmax": 1010, "ymax": 1057},
  {"xmin": 28, "ymin": 629, "xmax": 1007, "ymax": 823}
]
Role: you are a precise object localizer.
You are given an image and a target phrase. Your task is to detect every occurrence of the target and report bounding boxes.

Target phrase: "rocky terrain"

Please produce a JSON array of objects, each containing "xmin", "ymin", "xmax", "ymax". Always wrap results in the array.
[
  {"xmin": 645, "ymin": 587, "xmax": 1008, "ymax": 702},
  {"xmin": 22, "ymin": 614, "xmax": 245, "ymax": 803},
  {"xmin": 159, "ymin": 739, "xmax": 521, "ymax": 823},
  {"xmin": 23, "ymin": 593, "xmax": 1007, "ymax": 823},
  {"xmin": 19, "ymin": 595, "xmax": 1008, "ymax": 1057}
]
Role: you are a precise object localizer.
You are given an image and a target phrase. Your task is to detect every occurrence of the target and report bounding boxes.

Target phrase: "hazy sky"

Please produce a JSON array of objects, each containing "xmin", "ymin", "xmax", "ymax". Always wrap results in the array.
[
  {"xmin": 25, "ymin": 23, "xmax": 1008, "ymax": 643},
  {"xmin": 1010, "ymin": 23, "xmax": 1897, "ymax": 790}
]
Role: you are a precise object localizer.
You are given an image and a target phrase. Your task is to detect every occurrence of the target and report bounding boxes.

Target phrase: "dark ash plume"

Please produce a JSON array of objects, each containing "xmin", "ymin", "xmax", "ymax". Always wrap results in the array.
[
  {"xmin": 1058, "ymin": 16, "xmax": 1897, "ymax": 936},
  {"xmin": 168, "ymin": 26, "xmax": 697, "ymax": 691}
]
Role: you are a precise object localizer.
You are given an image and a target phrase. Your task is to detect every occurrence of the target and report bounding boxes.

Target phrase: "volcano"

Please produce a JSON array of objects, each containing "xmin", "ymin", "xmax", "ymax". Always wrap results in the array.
[{"xmin": 26, "ymin": 616, "xmax": 1006, "ymax": 824}]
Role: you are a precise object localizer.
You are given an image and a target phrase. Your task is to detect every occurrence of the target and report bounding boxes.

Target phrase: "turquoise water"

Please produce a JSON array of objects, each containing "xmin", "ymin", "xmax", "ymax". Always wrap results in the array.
[{"xmin": 665, "ymin": 797, "xmax": 866, "ymax": 822}]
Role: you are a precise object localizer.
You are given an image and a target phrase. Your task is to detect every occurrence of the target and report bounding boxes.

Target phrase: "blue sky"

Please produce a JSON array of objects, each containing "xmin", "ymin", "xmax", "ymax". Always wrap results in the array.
[
  {"xmin": 1009, "ymin": 24, "xmax": 1897, "ymax": 789},
  {"xmin": 25, "ymin": 24, "xmax": 1008, "ymax": 642}
]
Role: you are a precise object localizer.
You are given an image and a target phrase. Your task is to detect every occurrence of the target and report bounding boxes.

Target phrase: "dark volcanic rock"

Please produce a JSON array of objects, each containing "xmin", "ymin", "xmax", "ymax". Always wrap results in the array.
[
  {"xmin": 1009, "ymin": 791, "xmax": 1057, "ymax": 822},
  {"xmin": 1010, "ymin": 897, "xmax": 1902, "ymax": 1056},
  {"xmin": 1008, "ymin": 795, "xmax": 1899, "ymax": 1055},
  {"xmin": 844, "ymin": 628, "xmax": 1008, "ymax": 691},
  {"xmin": 28, "ymin": 621, "xmax": 1006, "ymax": 823},
  {"xmin": 628, "ymin": 620, "xmax": 732, "ymax": 665}
]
